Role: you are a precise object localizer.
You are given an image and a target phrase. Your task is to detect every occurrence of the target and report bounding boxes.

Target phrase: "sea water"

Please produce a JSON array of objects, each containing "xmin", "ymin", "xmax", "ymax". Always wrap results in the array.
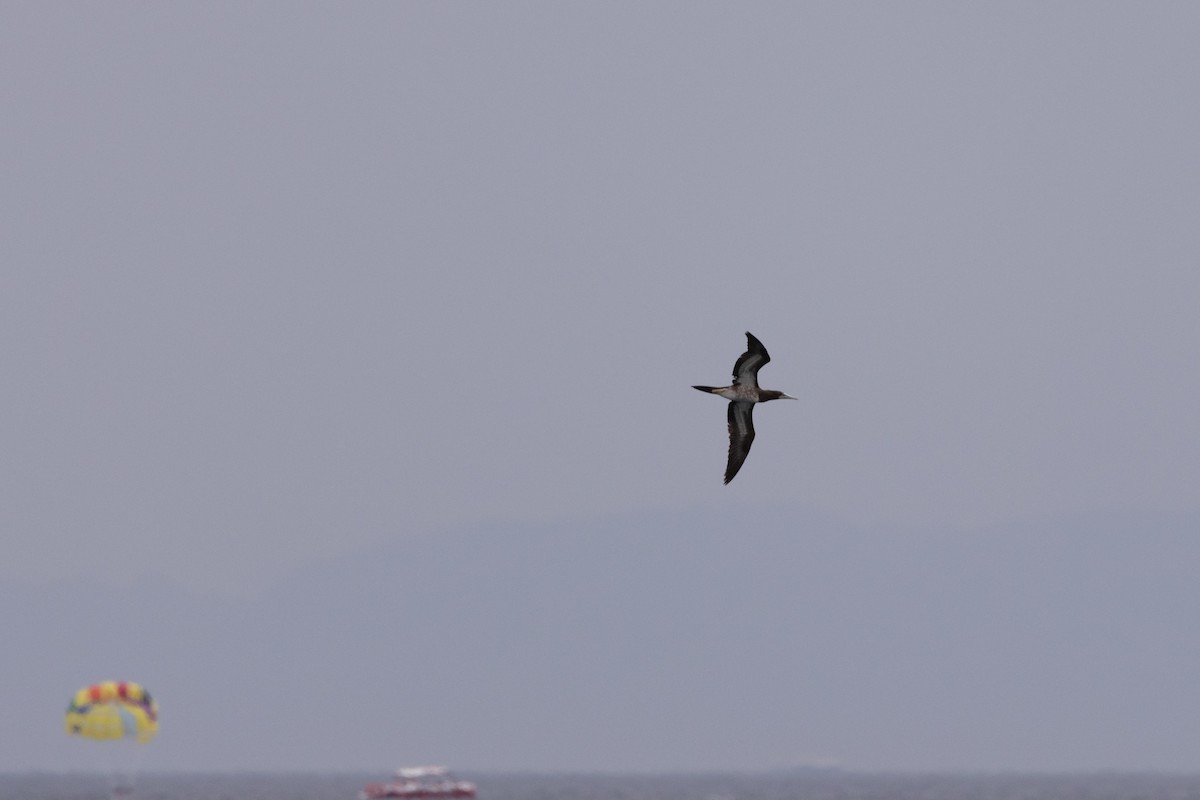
[{"xmin": 3, "ymin": 772, "xmax": 1200, "ymax": 800}]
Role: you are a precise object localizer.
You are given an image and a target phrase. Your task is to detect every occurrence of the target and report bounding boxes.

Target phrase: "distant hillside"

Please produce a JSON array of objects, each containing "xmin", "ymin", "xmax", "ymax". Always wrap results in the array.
[{"xmin": 3, "ymin": 506, "xmax": 1199, "ymax": 772}]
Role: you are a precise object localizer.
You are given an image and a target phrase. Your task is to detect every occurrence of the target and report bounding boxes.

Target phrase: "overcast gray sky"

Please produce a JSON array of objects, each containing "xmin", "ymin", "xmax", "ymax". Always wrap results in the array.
[{"xmin": 2, "ymin": 1, "xmax": 1199, "ymax": 773}]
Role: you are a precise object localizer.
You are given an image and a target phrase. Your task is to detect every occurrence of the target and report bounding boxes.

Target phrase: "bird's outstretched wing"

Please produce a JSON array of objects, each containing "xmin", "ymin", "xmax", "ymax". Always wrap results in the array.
[
  {"xmin": 725, "ymin": 401, "xmax": 756, "ymax": 484},
  {"xmin": 731, "ymin": 331, "xmax": 771, "ymax": 388}
]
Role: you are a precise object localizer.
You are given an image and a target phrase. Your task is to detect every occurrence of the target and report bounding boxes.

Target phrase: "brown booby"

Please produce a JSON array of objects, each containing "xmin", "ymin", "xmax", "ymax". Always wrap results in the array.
[{"xmin": 693, "ymin": 331, "xmax": 796, "ymax": 484}]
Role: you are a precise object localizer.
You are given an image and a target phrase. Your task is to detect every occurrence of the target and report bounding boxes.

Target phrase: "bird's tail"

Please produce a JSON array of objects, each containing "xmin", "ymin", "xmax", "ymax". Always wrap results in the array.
[{"xmin": 692, "ymin": 385, "xmax": 720, "ymax": 393}]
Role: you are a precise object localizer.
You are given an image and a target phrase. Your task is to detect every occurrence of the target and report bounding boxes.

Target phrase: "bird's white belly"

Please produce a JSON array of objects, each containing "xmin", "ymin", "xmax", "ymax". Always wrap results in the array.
[{"xmin": 715, "ymin": 386, "xmax": 753, "ymax": 401}]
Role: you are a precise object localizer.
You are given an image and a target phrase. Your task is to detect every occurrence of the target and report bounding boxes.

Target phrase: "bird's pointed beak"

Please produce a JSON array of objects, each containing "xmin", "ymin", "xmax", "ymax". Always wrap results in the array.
[{"xmin": 781, "ymin": 393, "xmax": 798, "ymax": 400}]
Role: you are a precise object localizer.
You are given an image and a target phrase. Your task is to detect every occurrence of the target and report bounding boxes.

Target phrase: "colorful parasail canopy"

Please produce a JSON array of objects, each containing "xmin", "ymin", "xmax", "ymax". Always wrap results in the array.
[{"xmin": 65, "ymin": 681, "xmax": 159, "ymax": 744}]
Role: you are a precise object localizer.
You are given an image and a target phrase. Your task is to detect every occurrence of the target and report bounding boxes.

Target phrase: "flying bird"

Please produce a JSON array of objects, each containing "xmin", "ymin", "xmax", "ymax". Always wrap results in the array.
[{"xmin": 693, "ymin": 331, "xmax": 796, "ymax": 484}]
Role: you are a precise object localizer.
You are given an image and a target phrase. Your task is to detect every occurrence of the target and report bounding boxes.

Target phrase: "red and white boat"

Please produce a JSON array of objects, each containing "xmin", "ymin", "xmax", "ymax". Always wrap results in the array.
[{"xmin": 360, "ymin": 767, "xmax": 477, "ymax": 800}]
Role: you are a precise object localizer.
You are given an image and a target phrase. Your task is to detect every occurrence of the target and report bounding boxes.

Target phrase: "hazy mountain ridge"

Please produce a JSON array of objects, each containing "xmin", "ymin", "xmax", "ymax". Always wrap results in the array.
[{"xmin": 5, "ymin": 506, "xmax": 1199, "ymax": 772}]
